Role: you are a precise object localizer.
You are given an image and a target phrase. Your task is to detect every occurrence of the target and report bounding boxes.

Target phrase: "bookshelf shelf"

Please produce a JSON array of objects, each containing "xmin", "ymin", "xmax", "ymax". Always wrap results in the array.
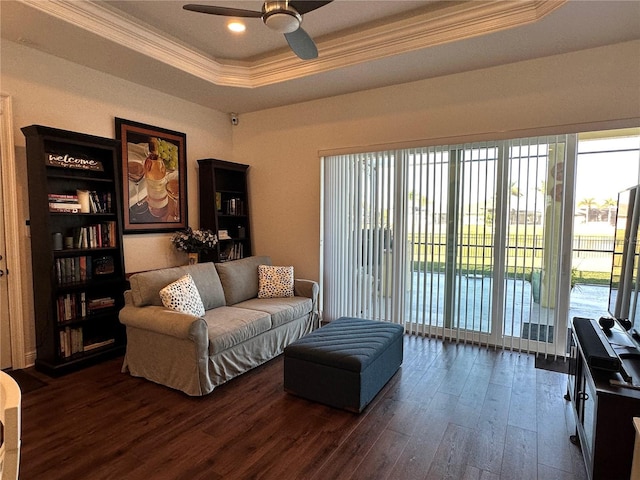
[
  {"xmin": 22, "ymin": 125, "xmax": 127, "ymax": 376},
  {"xmin": 45, "ymin": 173, "xmax": 114, "ymax": 182}
]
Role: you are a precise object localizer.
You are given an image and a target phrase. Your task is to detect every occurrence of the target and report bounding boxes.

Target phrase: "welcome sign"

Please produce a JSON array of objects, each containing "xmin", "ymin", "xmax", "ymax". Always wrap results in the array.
[{"xmin": 46, "ymin": 153, "xmax": 104, "ymax": 171}]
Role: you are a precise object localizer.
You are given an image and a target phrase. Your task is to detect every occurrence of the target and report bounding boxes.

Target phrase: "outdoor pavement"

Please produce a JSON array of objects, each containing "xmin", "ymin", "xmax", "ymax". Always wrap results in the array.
[{"xmin": 403, "ymin": 272, "xmax": 610, "ymax": 342}]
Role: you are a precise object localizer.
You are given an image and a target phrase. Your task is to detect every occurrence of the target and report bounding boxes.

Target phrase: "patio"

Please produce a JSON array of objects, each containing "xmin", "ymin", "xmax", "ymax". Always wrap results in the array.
[{"xmin": 402, "ymin": 272, "xmax": 610, "ymax": 343}]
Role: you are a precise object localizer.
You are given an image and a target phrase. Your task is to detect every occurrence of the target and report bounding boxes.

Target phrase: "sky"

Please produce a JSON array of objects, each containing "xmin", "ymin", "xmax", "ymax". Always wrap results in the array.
[{"xmin": 575, "ymin": 136, "xmax": 640, "ymax": 205}]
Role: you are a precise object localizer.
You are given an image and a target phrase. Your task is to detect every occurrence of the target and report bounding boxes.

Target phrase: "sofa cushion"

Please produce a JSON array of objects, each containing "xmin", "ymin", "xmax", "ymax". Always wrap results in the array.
[
  {"xmin": 129, "ymin": 262, "xmax": 226, "ymax": 310},
  {"xmin": 189, "ymin": 264, "xmax": 227, "ymax": 311},
  {"xmin": 159, "ymin": 274, "xmax": 205, "ymax": 317},
  {"xmin": 234, "ymin": 297, "xmax": 312, "ymax": 328},
  {"xmin": 258, "ymin": 265, "xmax": 294, "ymax": 298},
  {"xmin": 215, "ymin": 256, "xmax": 272, "ymax": 306},
  {"xmin": 203, "ymin": 306, "xmax": 272, "ymax": 355}
]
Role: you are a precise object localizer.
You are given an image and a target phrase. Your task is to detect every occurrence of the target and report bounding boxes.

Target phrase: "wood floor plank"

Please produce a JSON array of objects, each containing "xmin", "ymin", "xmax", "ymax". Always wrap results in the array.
[
  {"xmin": 389, "ymin": 394, "xmax": 452, "ymax": 480},
  {"xmin": 466, "ymin": 382, "xmax": 511, "ymax": 474},
  {"xmin": 500, "ymin": 425, "xmax": 538, "ymax": 480},
  {"xmin": 466, "ymin": 428, "xmax": 506, "ymax": 475},
  {"xmin": 461, "ymin": 465, "xmax": 500, "ymax": 480},
  {"xmin": 488, "ymin": 351, "xmax": 517, "ymax": 388},
  {"xmin": 309, "ymin": 403, "xmax": 393, "ymax": 479},
  {"xmin": 350, "ymin": 428, "xmax": 410, "ymax": 480},
  {"xmin": 425, "ymin": 422, "xmax": 473, "ymax": 480},
  {"xmin": 536, "ymin": 379, "xmax": 586, "ymax": 478},
  {"xmin": 457, "ymin": 359, "xmax": 493, "ymax": 411},
  {"xmin": 537, "ymin": 463, "xmax": 581, "ymax": 480},
  {"xmin": 508, "ymin": 353, "xmax": 538, "ymax": 432},
  {"xmin": 390, "ymin": 427, "xmax": 447, "ymax": 480},
  {"xmin": 17, "ymin": 337, "xmax": 587, "ymax": 480}
]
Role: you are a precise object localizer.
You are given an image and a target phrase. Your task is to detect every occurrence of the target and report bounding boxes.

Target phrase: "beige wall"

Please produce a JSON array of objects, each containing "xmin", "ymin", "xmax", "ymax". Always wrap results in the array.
[
  {"xmin": 232, "ymin": 40, "xmax": 640, "ymax": 281},
  {"xmin": 2, "ymin": 40, "xmax": 233, "ymax": 364},
  {"xmin": 3, "ymin": 41, "xmax": 234, "ymax": 272}
]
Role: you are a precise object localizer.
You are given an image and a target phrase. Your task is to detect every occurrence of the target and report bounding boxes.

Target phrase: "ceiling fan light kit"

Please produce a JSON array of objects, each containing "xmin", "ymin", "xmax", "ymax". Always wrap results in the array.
[
  {"xmin": 183, "ymin": 1, "xmax": 333, "ymax": 60},
  {"xmin": 263, "ymin": 10, "xmax": 301, "ymax": 34}
]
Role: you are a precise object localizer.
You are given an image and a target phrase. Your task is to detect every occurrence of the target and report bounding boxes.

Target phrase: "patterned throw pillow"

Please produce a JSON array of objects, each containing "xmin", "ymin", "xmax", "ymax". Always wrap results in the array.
[
  {"xmin": 258, "ymin": 265, "xmax": 294, "ymax": 299},
  {"xmin": 159, "ymin": 273, "xmax": 205, "ymax": 317}
]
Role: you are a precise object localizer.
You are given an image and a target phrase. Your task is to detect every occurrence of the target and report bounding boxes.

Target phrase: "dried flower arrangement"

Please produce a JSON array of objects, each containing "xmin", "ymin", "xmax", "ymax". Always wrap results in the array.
[{"xmin": 171, "ymin": 228, "xmax": 218, "ymax": 253}]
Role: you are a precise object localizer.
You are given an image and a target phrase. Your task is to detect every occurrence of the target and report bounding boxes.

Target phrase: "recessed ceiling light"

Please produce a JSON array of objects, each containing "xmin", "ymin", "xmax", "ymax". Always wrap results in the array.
[{"xmin": 228, "ymin": 22, "xmax": 246, "ymax": 33}]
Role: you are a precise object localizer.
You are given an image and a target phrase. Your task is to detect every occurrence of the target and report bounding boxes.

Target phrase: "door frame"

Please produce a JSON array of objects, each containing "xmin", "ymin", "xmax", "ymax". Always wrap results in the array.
[{"xmin": 1, "ymin": 95, "xmax": 27, "ymax": 369}]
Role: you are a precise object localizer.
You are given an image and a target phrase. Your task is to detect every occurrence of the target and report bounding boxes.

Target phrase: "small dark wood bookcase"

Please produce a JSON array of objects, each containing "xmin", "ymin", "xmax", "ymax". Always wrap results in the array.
[
  {"xmin": 198, "ymin": 159, "xmax": 251, "ymax": 263},
  {"xmin": 22, "ymin": 125, "xmax": 127, "ymax": 376}
]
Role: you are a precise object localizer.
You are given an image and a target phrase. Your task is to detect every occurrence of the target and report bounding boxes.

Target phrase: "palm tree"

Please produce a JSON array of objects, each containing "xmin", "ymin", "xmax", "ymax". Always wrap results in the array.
[
  {"xmin": 602, "ymin": 198, "xmax": 616, "ymax": 224},
  {"xmin": 578, "ymin": 197, "xmax": 597, "ymax": 223},
  {"xmin": 537, "ymin": 180, "xmax": 547, "ymax": 196}
]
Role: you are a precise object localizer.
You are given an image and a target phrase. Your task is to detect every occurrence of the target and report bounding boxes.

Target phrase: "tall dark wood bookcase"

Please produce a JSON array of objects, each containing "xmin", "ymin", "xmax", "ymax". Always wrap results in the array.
[
  {"xmin": 22, "ymin": 125, "xmax": 126, "ymax": 376},
  {"xmin": 198, "ymin": 159, "xmax": 251, "ymax": 263}
]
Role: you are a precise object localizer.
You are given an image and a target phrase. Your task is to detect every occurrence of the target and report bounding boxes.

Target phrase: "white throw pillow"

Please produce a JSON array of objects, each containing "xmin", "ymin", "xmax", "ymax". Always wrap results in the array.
[
  {"xmin": 258, "ymin": 265, "xmax": 294, "ymax": 299},
  {"xmin": 159, "ymin": 273, "xmax": 205, "ymax": 317}
]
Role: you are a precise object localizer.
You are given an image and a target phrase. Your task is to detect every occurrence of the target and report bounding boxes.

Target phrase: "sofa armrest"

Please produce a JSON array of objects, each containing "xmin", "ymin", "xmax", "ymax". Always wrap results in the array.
[
  {"xmin": 294, "ymin": 279, "xmax": 319, "ymax": 329},
  {"xmin": 119, "ymin": 304, "xmax": 206, "ymax": 341},
  {"xmin": 294, "ymin": 279, "xmax": 319, "ymax": 300}
]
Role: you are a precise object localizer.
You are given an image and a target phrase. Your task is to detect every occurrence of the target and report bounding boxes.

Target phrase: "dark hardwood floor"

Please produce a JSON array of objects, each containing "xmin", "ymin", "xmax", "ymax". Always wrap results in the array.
[{"xmin": 19, "ymin": 336, "xmax": 587, "ymax": 480}]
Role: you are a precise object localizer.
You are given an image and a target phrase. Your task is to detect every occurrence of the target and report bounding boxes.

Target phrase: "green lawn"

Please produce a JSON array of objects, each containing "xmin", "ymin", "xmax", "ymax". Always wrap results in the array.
[{"xmin": 407, "ymin": 228, "xmax": 614, "ymax": 285}]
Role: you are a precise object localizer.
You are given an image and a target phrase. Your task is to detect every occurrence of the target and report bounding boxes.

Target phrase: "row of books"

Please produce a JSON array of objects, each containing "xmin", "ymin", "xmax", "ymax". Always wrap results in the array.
[
  {"xmin": 55, "ymin": 256, "xmax": 92, "ymax": 285},
  {"xmin": 56, "ymin": 293, "xmax": 116, "ymax": 323},
  {"xmin": 86, "ymin": 191, "xmax": 112, "ymax": 213},
  {"xmin": 223, "ymin": 197, "xmax": 246, "ymax": 216},
  {"xmin": 72, "ymin": 222, "xmax": 117, "ymax": 249},
  {"xmin": 48, "ymin": 192, "xmax": 113, "ymax": 214},
  {"xmin": 220, "ymin": 242, "xmax": 244, "ymax": 262},
  {"xmin": 59, "ymin": 326, "xmax": 115, "ymax": 358}
]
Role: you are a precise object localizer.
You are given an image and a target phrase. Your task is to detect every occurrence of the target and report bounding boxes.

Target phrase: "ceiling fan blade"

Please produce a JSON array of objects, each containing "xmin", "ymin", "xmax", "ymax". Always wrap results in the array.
[
  {"xmin": 284, "ymin": 27, "xmax": 318, "ymax": 60},
  {"xmin": 289, "ymin": 1, "xmax": 333, "ymax": 15},
  {"xmin": 182, "ymin": 4, "xmax": 262, "ymax": 18}
]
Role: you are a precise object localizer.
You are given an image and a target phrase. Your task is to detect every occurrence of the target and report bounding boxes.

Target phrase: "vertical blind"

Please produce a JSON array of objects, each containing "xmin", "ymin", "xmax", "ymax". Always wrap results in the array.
[{"xmin": 322, "ymin": 135, "xmax": 574, "ymax": 355}]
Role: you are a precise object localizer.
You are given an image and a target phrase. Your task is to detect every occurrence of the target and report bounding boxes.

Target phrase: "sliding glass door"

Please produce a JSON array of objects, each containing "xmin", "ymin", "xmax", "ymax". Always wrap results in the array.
[
  {"xmin": 404, "ymin": 144, "xmax": 499, "ymax": 344},
  {"xmin": 322, "ymin": 135, "xmax": 574, "ymax": 355}
]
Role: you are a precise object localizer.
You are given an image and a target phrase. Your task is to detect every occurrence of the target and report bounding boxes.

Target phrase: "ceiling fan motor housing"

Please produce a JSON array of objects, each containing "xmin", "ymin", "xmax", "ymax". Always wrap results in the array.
[{"xmin": 262, "ymin": 2, "xmax": 302, "ymax": 33}]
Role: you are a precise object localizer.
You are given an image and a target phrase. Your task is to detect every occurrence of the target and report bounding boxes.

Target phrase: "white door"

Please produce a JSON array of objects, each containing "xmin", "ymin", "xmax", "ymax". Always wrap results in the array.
[
  {"xmin": 0, "ymin": 95, "xmax": 25, "ymax": 370},
  {"xmin": 0, "ymin": 137, "xmax": 11, "ymax": 369}
]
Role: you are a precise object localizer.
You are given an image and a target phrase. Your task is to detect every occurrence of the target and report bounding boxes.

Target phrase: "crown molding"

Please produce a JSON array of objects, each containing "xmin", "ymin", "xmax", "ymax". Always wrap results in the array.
[
  {"xmin": 20, "ymin": 0, "xmax": 254, "ymax": 87},
  {"xmin": 249, "ymin": 1, "xmax": 567, "ymax": 86},
  {"xmin": 20, "ymin": 0, "xmax": 566, "ymax": 89}
]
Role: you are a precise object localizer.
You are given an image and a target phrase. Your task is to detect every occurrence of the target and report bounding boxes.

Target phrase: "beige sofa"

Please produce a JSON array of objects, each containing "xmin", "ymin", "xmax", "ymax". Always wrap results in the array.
[{"xmin": 119, "ymin": 256, "xmax": 318, "ymax": 396}]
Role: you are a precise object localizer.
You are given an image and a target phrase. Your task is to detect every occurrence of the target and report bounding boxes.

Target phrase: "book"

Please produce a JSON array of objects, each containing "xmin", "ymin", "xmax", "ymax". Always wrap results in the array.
[
  {"xmin": 80, "ymin": 292, "xmax": 86, "ymax": 318},
  {"xmin": 48, "ymin": 193, "xmax": 78, "ymax": 202},
  {"xmin": 90, "ymin": 190, "xmax": 104, "ymax": 213},
  {"xmin": 88, "ymin": 297, "xmax": 115, "ymax": 311},
  {"xmin": 83, "ymin": 338, "xmax": 115, "ymax": 352},
  {"xmin": 79, "ymin": 256, "xmax": 87, "ymax": 281},
  {"xmin": 49, "ymin": 201, "xmax": 81, "ymax": 206},
  {"xmin": 49, "ymin": 202, "xmax": 81, "ymax": 213}
]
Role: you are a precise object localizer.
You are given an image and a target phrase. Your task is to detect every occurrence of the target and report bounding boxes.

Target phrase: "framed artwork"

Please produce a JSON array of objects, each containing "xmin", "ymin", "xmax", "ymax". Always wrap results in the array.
[{"xmin": 115, "ymin": 118, "xmax": 187, "ymax": 233}]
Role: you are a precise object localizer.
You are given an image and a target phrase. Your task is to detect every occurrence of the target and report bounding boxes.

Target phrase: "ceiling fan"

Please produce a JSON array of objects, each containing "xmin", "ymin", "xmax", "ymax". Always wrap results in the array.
[{"xmin": 183, "ymin": 1, "xmax": 333, "ymax": 60}]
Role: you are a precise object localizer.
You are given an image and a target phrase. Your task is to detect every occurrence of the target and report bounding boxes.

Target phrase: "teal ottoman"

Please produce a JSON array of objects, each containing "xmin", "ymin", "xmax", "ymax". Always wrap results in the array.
[{"xmin": 283, "ymin": 317, "xmax": 404, "ymax": 413}]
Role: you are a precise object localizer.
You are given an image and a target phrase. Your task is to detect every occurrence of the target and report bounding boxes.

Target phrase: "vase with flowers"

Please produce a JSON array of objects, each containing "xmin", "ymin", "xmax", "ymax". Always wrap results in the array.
[{"xmin": 171, "ymin": 228, "xmax": 218, "ymax": 264}]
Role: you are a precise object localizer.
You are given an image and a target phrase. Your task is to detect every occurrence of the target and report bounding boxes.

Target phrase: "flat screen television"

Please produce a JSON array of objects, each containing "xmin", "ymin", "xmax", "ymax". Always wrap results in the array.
[{"xmin": 608, "ymin": 184, "xmax": 640, "ymax": 330}]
